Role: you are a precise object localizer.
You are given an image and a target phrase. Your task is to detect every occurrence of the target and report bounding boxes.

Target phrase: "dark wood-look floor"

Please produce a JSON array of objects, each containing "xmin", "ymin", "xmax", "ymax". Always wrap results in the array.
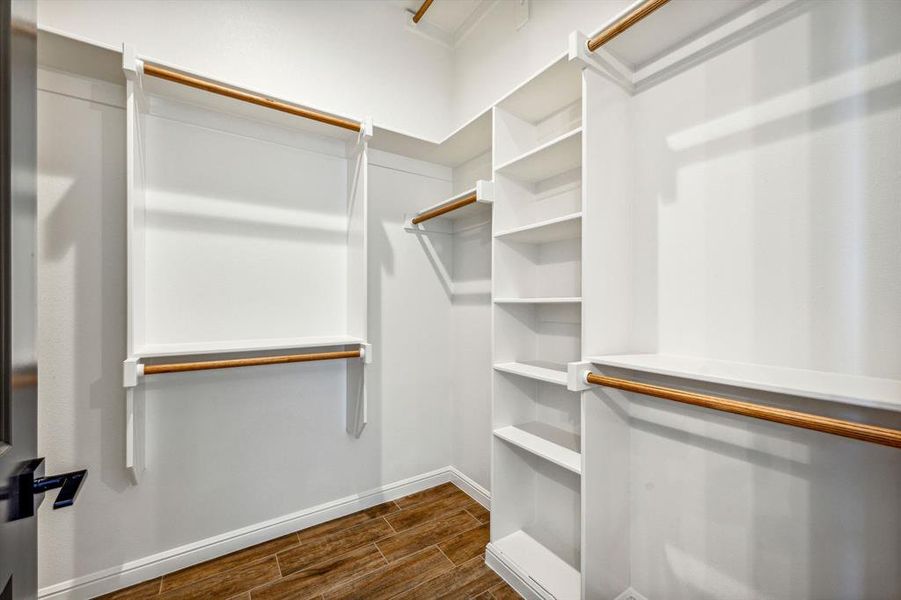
[{"xmin": 97, "ymin": 483, "xmax": 521, "ymax": 600}]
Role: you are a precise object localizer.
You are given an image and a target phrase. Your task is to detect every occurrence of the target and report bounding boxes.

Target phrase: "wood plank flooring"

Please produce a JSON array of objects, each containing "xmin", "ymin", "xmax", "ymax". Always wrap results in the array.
[{"xmin": 97, "ymin": 483, "xmax": 520, "ymax": 600}]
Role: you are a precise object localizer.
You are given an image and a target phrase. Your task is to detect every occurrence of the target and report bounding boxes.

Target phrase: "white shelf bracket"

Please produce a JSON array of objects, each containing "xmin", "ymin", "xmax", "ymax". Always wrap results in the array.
[
  {"xmin": 476, "ymin": 179, "xmax": 495, "ymax": 204},
  {"xmin": 567, "ymin": 30, "xmax": 635, "ymax": 94},
  {"xmin": 125, "ymin": 386, "xmax": 146, "ymax": 484},
  {"xmin": 122, "ymin": 43, "xmax": 138, "ymax": 79},
  {"xmin": 360, "ymin": 342, "xmax": 373, "ymax": 364},
  {"xmin": 567, "ymin": 360, "xmax": 594, "ymax": 392},
  {"xmin": 346, "ymin": 343, "xmax": 369, "ymax": 438},
  {"xmin": 123, "ymin": 357, "xmax": 142, "ymax": 388},
  {"xmin": 361, "ymin": 116, "xmax": 373, "ymax": 140}
]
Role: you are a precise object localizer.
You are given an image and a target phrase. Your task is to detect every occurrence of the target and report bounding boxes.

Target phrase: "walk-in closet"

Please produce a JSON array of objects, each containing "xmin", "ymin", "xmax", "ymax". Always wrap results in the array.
[{"xmin": 3, "ymin": 1, "xmax": 899, "ymax": 599}]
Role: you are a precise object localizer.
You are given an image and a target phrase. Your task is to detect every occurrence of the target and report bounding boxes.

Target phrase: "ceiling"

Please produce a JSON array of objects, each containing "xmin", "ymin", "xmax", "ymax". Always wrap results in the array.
[{"xmin": 399, "ymin": 0, "xmax": 490, "ymax": 40}]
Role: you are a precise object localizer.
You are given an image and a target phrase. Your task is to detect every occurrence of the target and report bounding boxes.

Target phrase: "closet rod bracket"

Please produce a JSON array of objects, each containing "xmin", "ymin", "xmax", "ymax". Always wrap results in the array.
[
  {"xmin": 360, "ymin": 343, "xmax": 373, "ymax": 364},
  {"xmin": 567, "ymin": 30, "xmax": 635, "ymax": 94},
  {"xmin": 567, "ymin": 360, "xmax": 594, "ymax": 392},
  {"xmin": 123, "ymin": 357, "xmax": 142, "ymax": 388}
]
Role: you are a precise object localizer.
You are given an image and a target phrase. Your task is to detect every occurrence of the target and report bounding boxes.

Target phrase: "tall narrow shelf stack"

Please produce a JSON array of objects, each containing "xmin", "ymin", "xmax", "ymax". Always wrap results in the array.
[{"xmin": 487, "ymin": 57, "xmax": 585, "ymax": 600}]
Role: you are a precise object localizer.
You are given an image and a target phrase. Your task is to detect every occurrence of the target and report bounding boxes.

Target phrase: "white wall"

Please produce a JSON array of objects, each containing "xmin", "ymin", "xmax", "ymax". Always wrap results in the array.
[
  {"xmin": 447, "ymin": 152, "xmax": 493, "ymax": 490},
  {"xmin": 36, "ymin": 68, "xmax": 456, "ymax": 591},
  {"xmin": 452, "ymin": 0, "xmax": 629, "ymax": 129},
  {"xmin": 37, "ymin": 0, "xmax": 637, "ymax": 141},
  {"xmin": 36, "ymin": 0, "xmax": 454, "ymax": 140}
]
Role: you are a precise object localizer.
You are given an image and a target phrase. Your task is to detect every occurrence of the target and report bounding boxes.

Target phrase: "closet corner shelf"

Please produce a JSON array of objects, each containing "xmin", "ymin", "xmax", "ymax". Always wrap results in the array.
[
  {"xmin": 133, "ymin": 335, "xmax": 365, "ymax": 360},
  {"xmin": 494, "ymin": 127, "xmax": 582, "ymax": 183},
  {"xmin": 494, "ymin": 423, "xmax": 581, "ymax": 475},
  {"xmin": 494, "ymin": 212, "xmax": 582, "ymax": 244},
  {"xmin": 588, "ymin": 354, "xmax": 901, "ymax": 413},
  {"xmin": 488, "ymin": 530, "xmax": 581, "ymax": 600},
  {"xmin": 494, "ymin": 361, "xmax": 568, "ymax": 387},
  {"xmin": 494, "ymin": 297, "xmax": 581, "ymax": 305}
]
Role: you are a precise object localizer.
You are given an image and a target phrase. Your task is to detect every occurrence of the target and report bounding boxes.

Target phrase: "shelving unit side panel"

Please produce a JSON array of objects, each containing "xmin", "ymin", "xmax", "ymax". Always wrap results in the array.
[
  {"xmin": 126, "ymin": 77, "xmax": 147, "ymax": 354},
  {"xmin": 346, "ymin": 141, "xmax": 367, "ymax": 341},
  {"xmin": 581, "ymin": 68, "xmax": 635, "ymax": 358}
]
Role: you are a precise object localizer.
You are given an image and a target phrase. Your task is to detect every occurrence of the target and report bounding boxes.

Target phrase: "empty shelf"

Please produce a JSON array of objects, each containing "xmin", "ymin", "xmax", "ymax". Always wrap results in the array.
[
  {"xmin": 494, "ymin": 423, "xmax": 581, "ymax": 474},
  {"xmin": 495, "ymin": 213, "xmax": 582, "ymax": 244},
  {"xmin": 490, "ymin": 530, "xmax": 581, "ymax": 600},
  {"xmin": 494, "ymin": 297, "xmax": 581, "ymax": 304},
  {"xmin": 495, "ymin": 128, "xmax": 581, "ymax": 183},
  {"xmin": 135, "ymin": 335, "xmax": 365, "ymax": 359},
  {"xmin": 588, "ymin": 354, "xmax": 901, "ymax": 413},
  {"xmin": 494, "ymin": 361, "xmax": 568, "ymax": 386},
  {"xmin": 496, "ymin": 56, "xmax": 583, "ymax": 124}
]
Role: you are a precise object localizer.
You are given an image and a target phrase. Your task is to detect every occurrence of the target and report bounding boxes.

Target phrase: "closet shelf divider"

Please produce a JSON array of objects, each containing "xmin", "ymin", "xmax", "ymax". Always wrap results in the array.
[
  {"xmin": 494, "ymin": 361, "xmax": 569, "ymax": 386},
  {"xmin": 494, "ymin": 297, "xmax": 582, "ymax": 304},
  {"xmin": 494, "ymin": 212, "xmax": 582, "ymax": 244},
  {"xmin": 493, "ymin": 423, "xmax": 582, "ymax": 475},
  {"xmin": 494, "ymin": 127, "xmax": 582, "ymax": 183}
]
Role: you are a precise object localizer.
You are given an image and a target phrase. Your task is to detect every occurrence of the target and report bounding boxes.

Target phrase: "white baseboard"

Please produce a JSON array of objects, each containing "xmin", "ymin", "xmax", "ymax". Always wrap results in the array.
[
  {"xmin": 39, "ymin": 465, "xmax": 489, "ymax": 599},
  {"xmin": 447, "ymin": 465, "xmax": 490, "ymax": 509}
]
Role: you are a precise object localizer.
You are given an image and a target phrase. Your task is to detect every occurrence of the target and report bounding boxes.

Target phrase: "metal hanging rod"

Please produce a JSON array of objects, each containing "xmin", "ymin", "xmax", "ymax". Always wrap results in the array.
[
  {"xmin": 411, "ymin": 192, "xmax": 477, "ymax": 225},
  {"xmin": 143, "ymin": 349, "xmax": 362, "ymax": 376},
  {"xmin": 141, "ymin": 63, "xmax": 363, "ymax": 133},
  {"xmin": 585, "ymin": 372, "xmax": 901, "ymax": 449},
  {"xmin": 587, "ymin": 0, "xmax": 670, "ymax": 52},
  {"xmin": 412, "ymin": 0, "xmax": 435, "ymax": 24}
]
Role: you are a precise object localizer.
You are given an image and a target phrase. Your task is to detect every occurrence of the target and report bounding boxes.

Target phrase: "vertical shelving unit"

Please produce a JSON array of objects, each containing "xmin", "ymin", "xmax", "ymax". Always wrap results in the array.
[{"xmin": 487, "ymin": 56, "xmax": 585, "ymax": 600}]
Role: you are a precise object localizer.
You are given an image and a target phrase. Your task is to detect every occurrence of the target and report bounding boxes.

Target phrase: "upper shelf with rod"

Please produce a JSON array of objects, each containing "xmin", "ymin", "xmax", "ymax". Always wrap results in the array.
[
  {"xmin": 570, "ymin": 0, "xmax": 778, "ymax": 92},
  {"xmin": 569, "ymin": 362, "xmax": 901, "ymax": 448},
  {"xmin": 404, "ymin": 180, "xmax": 494, "ymax": 233}
]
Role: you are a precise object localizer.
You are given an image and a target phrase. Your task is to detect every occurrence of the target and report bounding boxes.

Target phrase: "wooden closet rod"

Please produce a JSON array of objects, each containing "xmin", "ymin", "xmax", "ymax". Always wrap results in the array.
[
  {"xmin": 412, "ymin": 0, "xmax": 434, "ymax": 24},
  {"xmin": 412, "ymin": 192, "xmax": 477, "ymax": 225},
  {"xmin": 142, "ymin": 63, "xmax": 363, "ymax": 133},
  {"xmin": 143, "ymin": 349, "xmax": 362, "ymax": 376},
  {"xmin": 586, "ymin": 0, "xmax": 670, "ymax": 52},
  {"xmin": 585, "ymin": 372, "xmax": 901, "ymax": 449}
]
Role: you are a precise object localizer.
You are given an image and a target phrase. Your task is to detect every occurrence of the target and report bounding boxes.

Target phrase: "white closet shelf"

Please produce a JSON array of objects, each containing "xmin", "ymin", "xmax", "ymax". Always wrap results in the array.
[
  {"xmin": 488, "ymin": 530, "xmax": 581, "ymax": 600},
  {"xmin": 494, "ymin": 213, "xmax": 582, "ymax": 244},
  {"xmin": 588, "ymin": 354, "xmax": 901, "ymax": 413},
  {"xmin": 494, "ymin": 423, "xmax": 581, "ymax": 475},
  {"xmin": 496, "ymin": 55, "xmax": 584, "ymax": 124},
  {"xmin": 599, "ymin": 0, "xmax": 760, "ymax": 78},
  {"xmin": 134, "ymin": 335, "xmax": 365, "ymax": 359},
  {"xmin": 494, "ymin": 128, "xmax": 582, "ymax": 183},
  {"xmin": 494, "ymin": 297, "xmax": 581, "ymax": 304},
  {"xmin": 494, "ymin": 361, "xmax": 568, "ymax": 386}
]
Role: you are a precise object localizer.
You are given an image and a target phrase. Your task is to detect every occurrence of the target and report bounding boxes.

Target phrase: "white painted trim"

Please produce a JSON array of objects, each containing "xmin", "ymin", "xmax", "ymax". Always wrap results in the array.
[
  {"xmin": 38, "ymin": 466, "xmax": 491, "ymax": 599},
  {"xmin": 614, "ymin": 587, "xmax": 650, "ymax": 600},
  {"xmin": 447, "ymin": 466, "xmax": 490, "ymax": 509},
  {"xmin": 485, "ymin": 543, "xmax": 546, "ymax": 600}
]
